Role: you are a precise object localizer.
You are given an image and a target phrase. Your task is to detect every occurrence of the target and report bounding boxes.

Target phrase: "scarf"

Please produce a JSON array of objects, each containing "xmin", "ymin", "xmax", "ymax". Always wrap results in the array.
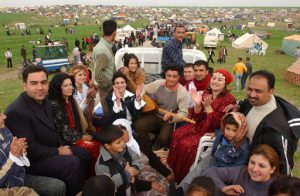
[
  {"xmin": 112, "ymin": 118, "xmax": 141, "ymax": 155},
  {"xmin": 221, "ymin": 112, "xmax": 248, "ymax": 149},
  {"xmin": 193, "ymin": 74, "xmax": 211, "ymax": 91}
]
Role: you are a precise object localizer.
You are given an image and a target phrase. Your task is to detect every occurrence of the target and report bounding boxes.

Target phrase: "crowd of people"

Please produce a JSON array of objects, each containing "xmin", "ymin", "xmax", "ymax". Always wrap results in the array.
[{"xmin": 1, "ymin": 19, "xmax": 300, "ymax": 196}]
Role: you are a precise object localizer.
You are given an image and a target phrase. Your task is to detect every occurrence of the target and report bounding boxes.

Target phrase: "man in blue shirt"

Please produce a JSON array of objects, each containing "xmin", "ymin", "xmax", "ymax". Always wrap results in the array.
[{"xmin": 161, "ymin": 25, "xmax": 186, "ymax": 75}]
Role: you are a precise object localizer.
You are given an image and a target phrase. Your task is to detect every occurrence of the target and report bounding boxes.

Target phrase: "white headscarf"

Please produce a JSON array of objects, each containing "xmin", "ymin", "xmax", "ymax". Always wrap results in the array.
[{"xmin": 112, "ymin": 118, "xmax": 141, "ymax": 155}]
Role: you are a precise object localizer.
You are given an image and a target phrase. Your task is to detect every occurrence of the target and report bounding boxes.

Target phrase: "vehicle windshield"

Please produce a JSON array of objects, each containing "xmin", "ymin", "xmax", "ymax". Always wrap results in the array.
[{"xmin": 36, "ymin": 45, "xmax": 68, "ymax": 60}]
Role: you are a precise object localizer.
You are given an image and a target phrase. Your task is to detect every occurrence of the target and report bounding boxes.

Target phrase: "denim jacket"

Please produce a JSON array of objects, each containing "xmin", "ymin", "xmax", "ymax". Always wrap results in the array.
[{"xmin": 210, "ymin": 131, "xmax": 249, "ymax": 167}]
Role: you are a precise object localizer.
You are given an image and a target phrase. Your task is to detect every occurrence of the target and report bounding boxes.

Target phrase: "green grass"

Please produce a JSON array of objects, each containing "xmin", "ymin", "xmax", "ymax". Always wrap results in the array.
[{"xmin": 0, "ymin": 13, "xmax": 300, "ymax": 175}]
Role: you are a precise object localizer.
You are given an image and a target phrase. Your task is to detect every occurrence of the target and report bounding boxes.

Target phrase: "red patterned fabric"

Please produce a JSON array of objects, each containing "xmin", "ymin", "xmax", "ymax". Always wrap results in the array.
[
  {"xmin": 66, "ymin": 101, "xmax": 75, "ymax": 129},
  {"xmin": 167, "ymin": 91, "xmax": 236, "ymax": 183},
  {"xmin": 75, "ymin": 139, "xmax": 101, "ymax": 176}
]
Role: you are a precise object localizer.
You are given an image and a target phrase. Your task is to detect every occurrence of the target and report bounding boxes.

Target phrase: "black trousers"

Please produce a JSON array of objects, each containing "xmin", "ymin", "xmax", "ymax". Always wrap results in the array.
[
  {"xmin": 27, "ymin": 146, "xmax": 90, "ymax": 196},
  {"xmin": 7, "ymin": 58, "xmax": 12, "ymax": 68},
  {"xmin": 207, "ymin": 55, "xmax": 214, "ymax": 64}
]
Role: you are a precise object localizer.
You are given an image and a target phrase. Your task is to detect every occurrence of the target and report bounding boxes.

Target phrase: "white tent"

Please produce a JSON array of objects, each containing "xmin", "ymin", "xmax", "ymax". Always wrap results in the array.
[
  {"xmin": 15, "ymin": 23, "xmax": 26, "ymax": 30},
  {"xmin": 122, "ymin": 25, "xmax": 136, "ymax": 35},
  {"xmin": 205, "ymin": 28, "xmax": 224, "ymax": 41},
  {"xmin": 232, "ymin": 33, "xmax": 268, "ymax": 49}
]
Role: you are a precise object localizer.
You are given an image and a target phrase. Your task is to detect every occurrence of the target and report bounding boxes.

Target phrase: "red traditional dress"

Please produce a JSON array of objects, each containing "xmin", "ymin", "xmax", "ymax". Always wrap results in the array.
[{"xmin": 167, "ymin": 90, "xmax": 236, "ymax": 183}]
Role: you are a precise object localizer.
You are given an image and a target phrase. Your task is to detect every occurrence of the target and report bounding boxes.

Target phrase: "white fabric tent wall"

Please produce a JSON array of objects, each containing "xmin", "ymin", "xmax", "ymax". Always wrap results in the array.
[
  {"xmin": 122, "ymin": 25, "xmax": 136, "ymax": 35},
  {"xmin": 205, "ymin": 28, "xmax": 224, "ymax": 41},
  {"xmin": 232, "ymin": 33, "xmax": 268, "ymax": 49}
]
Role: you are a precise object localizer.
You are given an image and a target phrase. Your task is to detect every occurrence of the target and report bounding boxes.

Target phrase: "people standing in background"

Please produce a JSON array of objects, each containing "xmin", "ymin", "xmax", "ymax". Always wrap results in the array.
[
  {"xmin": 222, "ymin": 46, "xmax": 228, "ymax": 63},
  {"xmin": 82, "ymin": 38, "xmax": 86, "ymax": 50},
  {"xmin": 207, "ymin": 48, "xmax": 215, "ymax": 65},
  {"xmin": 32, "ymin": 46, "xmax": 37, "ymax": 62},
  {"xmin": 233, "ymin": 57, "xmax": 247, "ymax": 91},
  {"xmin": 241, "ymin": 57, "xmax": 253, "ymax": 90},
  {"xmin": 5, "ymin": 48, "xmax": 13, "ymax": 68},
  {"xmin": 63, "ymin": 37, "xmax": 69, "ymax": 51},
  {"xmin": 75, "ymin": 38, "xmax": 80, "ymax": 48},
  {"xmin": 217, "ymin": 46, "xmax": 224, "ymax": 63},
  {"xmin": 295, "ymin": 46, "xmax": 300, "ymax": 59},
  {"xmin": 21, "ymin": 45, "xmax": 27, "ymax": 66},
  {"xmin": 73, "ymin": 46, "xmax": 80, "ymax": 66}
]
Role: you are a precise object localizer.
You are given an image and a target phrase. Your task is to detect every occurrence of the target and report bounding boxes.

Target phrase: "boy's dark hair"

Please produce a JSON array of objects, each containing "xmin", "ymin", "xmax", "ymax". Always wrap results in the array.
[
  {"xmin": 96, "ymin": 125, "xmax": 124, "ymax": 144},
  {"xmin": 187, "ymin": 176, "xmax": 215, "ymax": 196},
  {"xmin": 22, "ymin": 65, "xmax": 48, "ymax": 83},
  {"xmin": 164, "ymin": 65, "xmax": 180, "ymax": 75},
  {"xmin": 246, "ymin": 57, "xmax": 250, "ymax": 61},
  {"xmin": 238, "ymin": 57, "xmax": 243, "ymax": 61},
  {"xmin": 194, "ymin": 60, "xmax": 208, "ymax": 70},
  {"xmin": 222, "ymin": 113, "xmax": 239, "ymax": 128},
  {"xmin": 82, "ymin": 175, "xmax": 115, "ymax": 196},
  {"xmin": 184, "ymin": 63, "xmax": 194, "ymax": 69},
  {"xmin": 250, "ymin": 70, "xmax": 275, "ymax": 89},
  {"xmin": 268, "ymin": 175, "xmax": 300, "ymax": 196},
  {"xmin": 112, "ymin": 71, "xmax": 129, "ymax": 84},
  {"xmin": 103, "ymin": 20, "xmax": 117, "ymax": 36}
]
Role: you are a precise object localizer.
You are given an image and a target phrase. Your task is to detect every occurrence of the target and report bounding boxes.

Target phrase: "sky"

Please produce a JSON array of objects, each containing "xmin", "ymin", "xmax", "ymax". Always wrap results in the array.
[{"xmin": 1, "ymin": 0, "xmax": 300, "ymax": 7}]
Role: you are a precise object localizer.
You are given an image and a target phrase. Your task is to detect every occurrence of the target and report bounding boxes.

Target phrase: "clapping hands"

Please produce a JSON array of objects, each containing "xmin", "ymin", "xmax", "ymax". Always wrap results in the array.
[{"xmin": 10, "ymin": 137, "xmax": 27, "ymax": 157}]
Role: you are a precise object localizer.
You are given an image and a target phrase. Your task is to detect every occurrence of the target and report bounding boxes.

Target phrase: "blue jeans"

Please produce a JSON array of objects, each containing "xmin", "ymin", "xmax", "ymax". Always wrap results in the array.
[
  {"xmin": 25, "ymin": 175, "xmax": 66, "ymax": 196},
  {"xmin": 235, "ymin": 73, "xmax": 243, "ymax": 91}
]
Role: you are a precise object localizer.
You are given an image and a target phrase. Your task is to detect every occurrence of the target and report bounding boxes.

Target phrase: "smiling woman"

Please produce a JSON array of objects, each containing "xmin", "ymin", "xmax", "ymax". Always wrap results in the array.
[
  {"xmin": 203, "ymin": 144, "xmax": 280, "ymax": 196},
  {"xmin": 167, "ymin": 69, "xmax": 236, "ymax": 183}
]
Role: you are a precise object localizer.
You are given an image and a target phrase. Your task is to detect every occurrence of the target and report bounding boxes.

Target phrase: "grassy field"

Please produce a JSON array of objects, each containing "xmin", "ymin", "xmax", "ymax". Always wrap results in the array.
[{"xmin": 0, "ymin": 13, "xmax": 300, "ymax": 175}]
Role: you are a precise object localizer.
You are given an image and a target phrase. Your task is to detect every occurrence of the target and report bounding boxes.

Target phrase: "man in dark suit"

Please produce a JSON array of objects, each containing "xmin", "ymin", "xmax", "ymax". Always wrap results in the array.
[{"xmin": 5, "ymin": 65, "xmax": 90, "ymax": 196}]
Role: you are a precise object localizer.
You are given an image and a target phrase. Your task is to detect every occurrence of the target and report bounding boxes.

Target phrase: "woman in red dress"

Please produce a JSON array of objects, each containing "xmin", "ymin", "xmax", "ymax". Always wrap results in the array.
[{"xmin": 167, "ymin": 69, "xmax": 236, "ymax": 183}]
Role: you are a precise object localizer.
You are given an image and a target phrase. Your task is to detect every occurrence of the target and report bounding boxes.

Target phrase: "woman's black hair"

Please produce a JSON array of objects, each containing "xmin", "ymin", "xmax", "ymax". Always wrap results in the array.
[
  {"xmin": 48, "ymin": 73, "xmax": 73, "ymax": 103},
  {"xmin": 95, "ymin": 125, "xmax": 124, "ymax": 145},
  {"xmin": 48, "ymin": 73, "xmax": 82, "ymax": 132},
  {"xmin": 111, "ymin": 71, "xmax": 129, "ymax": 84},
  {"xmin": 123, "ymin": 53, "xmax": 140, "ymax": 68}
]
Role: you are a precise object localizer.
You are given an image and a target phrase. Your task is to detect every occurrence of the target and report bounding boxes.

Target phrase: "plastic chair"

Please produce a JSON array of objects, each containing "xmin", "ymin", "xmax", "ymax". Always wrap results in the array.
[
  {"xmin": 259, "ymin": 49, "xmax": 266, "ymax": 56},
  {"xmin": 190, "ymin": 136, "xmax": 215, "ymax": 170}
]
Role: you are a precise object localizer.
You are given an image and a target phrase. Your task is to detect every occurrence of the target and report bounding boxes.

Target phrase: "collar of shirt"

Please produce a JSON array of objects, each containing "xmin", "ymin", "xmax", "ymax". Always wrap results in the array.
[
  {"xmin": 161, "ymin": 81, "xmax": 179, "ymax": 92},
  {"xmin": 101, "ymin": 147, "xmax": 114, "ymax": 162},
  {"xmin": 112, "ymin": 90, "xmax": 134, "ymax": 101},
  {"xmin": 102, "ymin": 37, "xmax": 114, "ymax": 48}
]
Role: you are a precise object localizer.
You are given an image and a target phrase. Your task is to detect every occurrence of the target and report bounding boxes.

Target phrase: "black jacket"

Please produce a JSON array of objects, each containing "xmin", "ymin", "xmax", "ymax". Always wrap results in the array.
[
  {"xmin": 106, "ymin": 91, "xmax": 143, "ymax": 122},
  {"xmin": 5, "ymin": 93, "xmax": 62, "ymax": 161},
  {"xmin": 239, "ymin": 96, "xmax": 300, "ymax": 175}
]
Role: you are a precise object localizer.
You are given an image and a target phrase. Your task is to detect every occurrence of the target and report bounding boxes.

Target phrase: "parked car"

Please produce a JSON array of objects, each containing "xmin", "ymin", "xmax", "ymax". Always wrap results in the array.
[{"xmin": 34, "ymin": 44, "xmax": 70, "ymax": 72}]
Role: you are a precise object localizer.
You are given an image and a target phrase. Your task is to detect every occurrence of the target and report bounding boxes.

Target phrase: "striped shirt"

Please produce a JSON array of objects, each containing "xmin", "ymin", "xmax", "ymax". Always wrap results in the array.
[{"xmin": 161, "ymin": 38, "xmax": 185, "ymax": 71}]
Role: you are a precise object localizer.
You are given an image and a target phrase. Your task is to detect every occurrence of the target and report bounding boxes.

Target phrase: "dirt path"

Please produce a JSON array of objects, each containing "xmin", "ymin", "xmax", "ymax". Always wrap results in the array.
[{"xmin": 0, "ymin": 69, "xmax": 20, "ymax": 82}]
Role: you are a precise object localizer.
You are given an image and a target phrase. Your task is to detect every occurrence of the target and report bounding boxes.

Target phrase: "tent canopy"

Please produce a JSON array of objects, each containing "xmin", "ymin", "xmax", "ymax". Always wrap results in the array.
[
  {"xmin": 284, "ymin": 35, "xmax": 300, "ymax": 41},
  {"xmin": 122, "ymin": 25, "xmax": 135, "ymax": 32},
  {"xmin": 206, "ymin": 28, "xmax": 223, "ymax": 35},
  {"xmin": 232, "ymin": 33, "xmax": 268, "ymax": 49},
  {"xmin": 205, "ymin": 28, "xmax": 224, "ymax": 41}
]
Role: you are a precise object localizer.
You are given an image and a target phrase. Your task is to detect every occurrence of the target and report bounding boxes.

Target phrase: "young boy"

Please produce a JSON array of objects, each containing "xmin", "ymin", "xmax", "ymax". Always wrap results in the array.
[{"xmin": 95, "ymin": 125, "xmax": 141, "ymax": 196}]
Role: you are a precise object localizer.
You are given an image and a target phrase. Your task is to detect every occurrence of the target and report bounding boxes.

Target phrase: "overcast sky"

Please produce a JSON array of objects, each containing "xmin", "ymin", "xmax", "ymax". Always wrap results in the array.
[{"xmin": 1, "ymin": 0, "xmax": 300, "ymax": 7}]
